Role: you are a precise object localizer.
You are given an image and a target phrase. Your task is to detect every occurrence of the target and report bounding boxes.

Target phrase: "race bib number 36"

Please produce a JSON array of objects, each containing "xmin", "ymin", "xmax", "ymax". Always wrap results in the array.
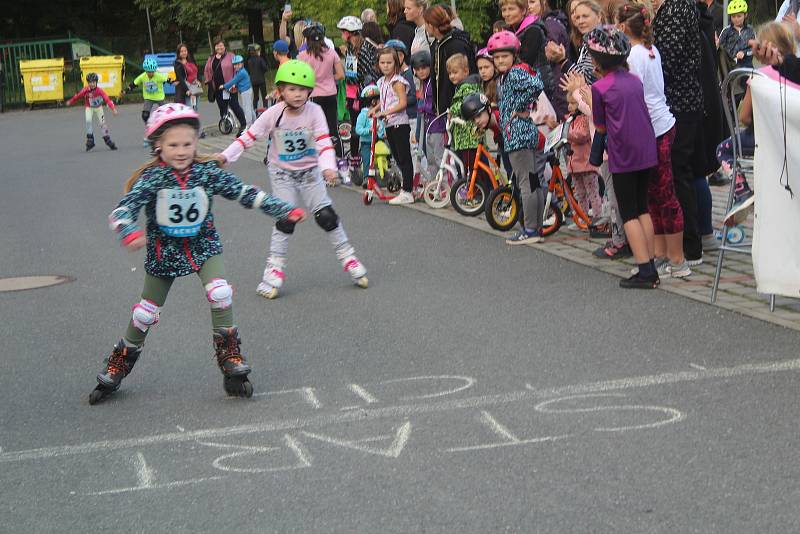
[
  {"xmin": 275, "ymin": 128, "xmax": 315, "ymax": 162},
  {"xmin": 156, "ymin": 187, "xmax": 209, "ymax": 237}
]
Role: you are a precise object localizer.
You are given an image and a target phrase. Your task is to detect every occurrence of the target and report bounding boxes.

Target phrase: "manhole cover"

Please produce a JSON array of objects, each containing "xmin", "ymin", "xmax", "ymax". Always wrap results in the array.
[{"xmin": 0, "ymin": 275, "xmax": 74, "ymax": 292}]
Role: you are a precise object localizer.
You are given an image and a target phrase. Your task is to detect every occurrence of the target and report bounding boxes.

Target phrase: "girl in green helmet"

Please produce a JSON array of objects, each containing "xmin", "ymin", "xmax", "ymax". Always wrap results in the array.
[{"xmin": 219, "ymin": 60, "xmax": 369, "ymax": 299}]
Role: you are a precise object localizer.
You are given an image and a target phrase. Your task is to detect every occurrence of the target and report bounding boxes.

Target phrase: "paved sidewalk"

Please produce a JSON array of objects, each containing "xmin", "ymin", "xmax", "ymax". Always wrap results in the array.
[{"xmin": 200, "ymin": 135, "xmax": 800, "ymax": 332}]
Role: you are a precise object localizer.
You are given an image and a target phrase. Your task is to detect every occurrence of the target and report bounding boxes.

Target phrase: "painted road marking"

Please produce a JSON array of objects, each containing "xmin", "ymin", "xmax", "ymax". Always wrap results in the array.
[{"xmin": 2, "ymin": 357, "xmax": 800, "ymax": 464}]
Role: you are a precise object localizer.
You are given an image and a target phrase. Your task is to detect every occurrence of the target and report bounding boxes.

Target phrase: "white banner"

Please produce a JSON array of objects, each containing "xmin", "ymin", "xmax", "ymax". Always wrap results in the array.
[{"xmin": 750, "ymin": 72, "xmax": 800, "ymax": 298}]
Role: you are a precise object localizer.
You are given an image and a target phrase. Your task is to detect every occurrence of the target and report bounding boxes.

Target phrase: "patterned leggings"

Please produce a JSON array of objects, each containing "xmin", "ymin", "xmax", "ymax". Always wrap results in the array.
[
  {"xmin": 571, "ymin": 171, "xmax": 603, "ymax": 221},
  {"xmin": 649, "ymin": 126, "xmax": 684, "ymax": 235}
]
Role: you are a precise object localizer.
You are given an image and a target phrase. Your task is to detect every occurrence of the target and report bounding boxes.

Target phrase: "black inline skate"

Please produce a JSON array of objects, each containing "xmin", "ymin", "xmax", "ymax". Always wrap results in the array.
[
  {"xmin": 88, "ymin": 340, "xmax": 142, "ymax": 405},
  {"xmin": 85, "ymin": 134, "xmax": 95, "ymax": 151},
  {"xmin": 103, "ymin": 135, "xmax": 117, "ymax": 150},
  {"xmin": 213, "ymin": 326, "xmax": 253, "ymax": 397}
]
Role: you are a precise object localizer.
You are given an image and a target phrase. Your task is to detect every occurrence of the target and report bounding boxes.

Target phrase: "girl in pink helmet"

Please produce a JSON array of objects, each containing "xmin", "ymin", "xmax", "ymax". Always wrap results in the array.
[
  {"xmin": 487, "ymin": 30, "xmax": 546, "ymax": 245},
  {"xmin": 91, "ymin": 103, "xmax": 306, "ymax": 405}
]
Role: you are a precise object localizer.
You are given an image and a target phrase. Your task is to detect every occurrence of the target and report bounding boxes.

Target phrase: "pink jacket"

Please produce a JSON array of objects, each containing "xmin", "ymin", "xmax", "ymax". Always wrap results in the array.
[
  {"xmin": 203, "ymin": 53, "xmax": 234, "ymax": 86},
  {"xmin": 567, "ymin": 114, "xmax": 597, "ymax": 173}
]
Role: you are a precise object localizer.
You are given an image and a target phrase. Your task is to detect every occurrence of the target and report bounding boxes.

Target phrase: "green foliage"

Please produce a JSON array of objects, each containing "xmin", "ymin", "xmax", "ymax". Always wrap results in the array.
[
  {"xmin": 286, "ymin": 0, "xmax": 385, "ymax": 36},
  {"xmin": 134, "ymin": 0, "xmax": 249, "ymax": 34}
]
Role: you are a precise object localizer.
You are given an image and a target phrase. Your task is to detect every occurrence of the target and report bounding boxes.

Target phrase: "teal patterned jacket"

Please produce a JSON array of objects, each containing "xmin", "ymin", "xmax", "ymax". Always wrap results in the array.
[
  {"xmin": 497, "ymin": 63, "xmax": 544, "ymax": 153},
  {"xmin": 110, "ymin": 160, "xmax": 295, "ymax": 278}
]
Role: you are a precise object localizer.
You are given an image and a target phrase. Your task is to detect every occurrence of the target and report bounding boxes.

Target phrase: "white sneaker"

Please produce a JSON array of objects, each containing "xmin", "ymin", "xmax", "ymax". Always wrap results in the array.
[
  {"xmin": 665, "ymin": 261, "xmax": 692, "ymax": 278},
  {"xmin": 388, "ymin": 191, "xmax": 414, "ymax": 205}
]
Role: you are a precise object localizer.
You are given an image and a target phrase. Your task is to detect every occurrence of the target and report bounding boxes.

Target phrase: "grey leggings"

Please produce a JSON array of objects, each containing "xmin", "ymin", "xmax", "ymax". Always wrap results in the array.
[{"xmin": 509, "ymin": 149, "xmax": 545, "ymax": 233}]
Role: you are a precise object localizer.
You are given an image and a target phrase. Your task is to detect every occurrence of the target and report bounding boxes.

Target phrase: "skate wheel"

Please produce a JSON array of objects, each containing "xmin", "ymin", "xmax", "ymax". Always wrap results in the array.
[
  {"xmin": 256, "ymin": 287, "xmax": 279, "ymax": 300},
  {"xmin": 89, "ymin": 387, "xmax": 108, "ymax": 405},
  {"xmin": 728, "ymin": 225, "xmax": 745, "ymax": 244},
  {"xmin": 356, "ymin": 276, "xmax": 369, "ymax": 289},
  {"xmin": 224, "ymin": 376, "xmax": 254, "ymax": 398}
]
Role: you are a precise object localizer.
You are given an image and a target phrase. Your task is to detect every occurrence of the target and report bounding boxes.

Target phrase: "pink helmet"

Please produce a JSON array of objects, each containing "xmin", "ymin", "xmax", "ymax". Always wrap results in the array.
[
  {"xmin": 145, "ymin": 103, "xmax": 200, "ymax": 139},
  {"xmin": 476, "ymin": 47, "xmax": 492, "ymax": 61},
  {"xmin": 486, "ymin": 31, "xmax": 520, "ymax": 55}
]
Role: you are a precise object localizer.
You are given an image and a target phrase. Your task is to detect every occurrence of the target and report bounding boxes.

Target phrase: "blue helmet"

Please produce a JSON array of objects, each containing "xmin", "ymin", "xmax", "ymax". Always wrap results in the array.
[
  {"xmin": 142, "ymin": 57, "xmax": 158, "ymax": 72},
  {"xmin": 384, "ymin": 39, "xmax": 407, "ymax": 54},
  {"xmin": 233, "ymin": 54, "xmax": 244, "ymax": 64}
]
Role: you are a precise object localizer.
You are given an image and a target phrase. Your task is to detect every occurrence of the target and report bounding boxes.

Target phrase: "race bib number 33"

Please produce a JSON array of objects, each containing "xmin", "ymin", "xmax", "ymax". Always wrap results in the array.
[
  {"xmin": 156, "ymin": 187, "xmax": 209, "ymax": 237},
  {"xmin": 275, "ymin": 128, "xmax": 315, "ymax": 162}
]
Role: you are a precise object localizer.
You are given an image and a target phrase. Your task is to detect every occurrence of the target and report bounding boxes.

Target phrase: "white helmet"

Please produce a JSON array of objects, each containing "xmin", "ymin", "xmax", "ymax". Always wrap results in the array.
[{"xmin": 337, "ymin": 16, "xmax": 363, "ymax": 32}]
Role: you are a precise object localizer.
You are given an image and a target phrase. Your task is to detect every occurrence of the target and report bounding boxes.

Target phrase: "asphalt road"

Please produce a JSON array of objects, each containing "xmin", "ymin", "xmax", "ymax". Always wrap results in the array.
[{"xmin": 1, "ymin": 102, "xmax": 799, "ymax": 533}]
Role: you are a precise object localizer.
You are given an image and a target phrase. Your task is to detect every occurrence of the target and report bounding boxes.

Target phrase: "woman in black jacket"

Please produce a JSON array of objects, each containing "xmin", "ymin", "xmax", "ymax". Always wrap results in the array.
[
  {"xmin": 424, "ymin": 4, "xmax": 477, "ymax": 116},
  {"xmin": 386, "ymin": 0, "xmax": 417, "ymax": 53},
  {"xmin": 173, "ymin": 43, "xmax": 200, "ymax": 109}
]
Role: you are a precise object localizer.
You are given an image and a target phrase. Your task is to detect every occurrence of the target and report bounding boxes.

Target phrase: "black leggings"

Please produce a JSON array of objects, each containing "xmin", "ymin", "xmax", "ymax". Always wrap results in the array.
[
  {"xmin": 612, "ymin": 168, "xmax": 653, "ymax": 223},
  {"xmin": 312, "ymin": 94, "xmax": 341, "ymax": 157},
  {"xmin": 215, "ymin": 90, "xmax": 246, "ymax": 127},
  {"xmin": 346, "ymin": 97, "xmax": 360, "ymax": 157},
  {"xmin": 385, "ymin": 124, "xmax": 413, "ymax": 192},
  {"xmin": 252, "ymin": 84, "xmax": 268, "ymax": 109}
]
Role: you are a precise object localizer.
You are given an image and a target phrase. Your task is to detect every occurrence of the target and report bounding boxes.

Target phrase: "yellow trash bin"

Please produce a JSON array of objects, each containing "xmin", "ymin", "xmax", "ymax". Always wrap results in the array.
[
  {"xmin": 19, "ymin": 58, "xmax": 65, "ymax": 104},
  {"xmin": 79, "ymin": 55, "xmax": 125, "ymax": 98}
]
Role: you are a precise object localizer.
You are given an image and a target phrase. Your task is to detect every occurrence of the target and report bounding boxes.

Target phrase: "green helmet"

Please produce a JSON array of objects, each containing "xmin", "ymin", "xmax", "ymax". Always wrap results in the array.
[
  {"xmin": 727, "ymin": 0, "xmax": 747, "ymax": 14},
  {"xmin": 274, "ymin": 60, "xmax": 316, "ymax": 89}
]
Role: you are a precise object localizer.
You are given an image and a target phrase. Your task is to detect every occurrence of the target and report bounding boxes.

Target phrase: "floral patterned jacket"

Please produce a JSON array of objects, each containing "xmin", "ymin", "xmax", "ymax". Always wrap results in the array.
[
  {"xmin": 496, "ymin": 63, "xmax": 544, "ymax": 153},
  {"xmin": 110, "ymin": 160, "xmax": 295, "ymax": 278}
]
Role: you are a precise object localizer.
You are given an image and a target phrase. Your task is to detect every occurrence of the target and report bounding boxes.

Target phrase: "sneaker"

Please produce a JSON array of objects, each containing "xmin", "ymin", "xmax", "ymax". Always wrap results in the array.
[
  {"xmin": 505, "ymin": 230, "xmax": 543, "ymax": 245},
  {"xmin": 665, "ymin": 261, "xmax": 692, "ymax": 278},
  {"xmin": 589, "ymin": 223, "xmax": 612, "ymax": 239},
  {"xmin": 631, "ymin": 258, "xmax": 668, "ymax": 276},
  {"xmin": 702, "ymin": 233, "xmax": 720, "ymax": 252},
  {"xmin": 723, "ymin": 193, "xmax": 755, "ymax": 227},
  {"xmin": 388, "ymin": 191, "xmax": 414, "ymax": 205},
  {"xmin": 619, "ymin": 272, "xmax": 659, "ymax": 289},
  {"xmin": 687, "ymin": 257, "xmax": 703, "ymax": 267},
  {"xmin": 593, "ymin": 241, "xmax": 632, "ymax": 260}
]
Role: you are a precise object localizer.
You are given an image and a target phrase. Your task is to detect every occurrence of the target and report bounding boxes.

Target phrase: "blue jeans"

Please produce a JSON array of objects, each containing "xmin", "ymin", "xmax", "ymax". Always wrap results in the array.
[{"xmin": 693, "ymin": 176, "xmax": 713, "ymax": 236}]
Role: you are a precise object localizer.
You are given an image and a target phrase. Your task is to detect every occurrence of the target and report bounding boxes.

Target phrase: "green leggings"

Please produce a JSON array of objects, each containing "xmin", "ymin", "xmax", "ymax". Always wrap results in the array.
[{"xmin": 124, "ymin": 255, "xmax": 233, "ymax": 346}]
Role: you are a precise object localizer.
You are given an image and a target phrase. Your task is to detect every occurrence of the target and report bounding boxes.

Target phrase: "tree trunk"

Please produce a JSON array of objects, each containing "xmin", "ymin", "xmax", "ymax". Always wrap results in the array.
[{"xmin": 247, "ymin": 8, "xmax": 265, "ymax": 45}]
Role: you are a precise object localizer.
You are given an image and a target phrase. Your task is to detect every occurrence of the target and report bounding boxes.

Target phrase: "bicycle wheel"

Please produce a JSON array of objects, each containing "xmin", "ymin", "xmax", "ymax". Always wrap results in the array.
[
  {"xmin": 450, "ymin": 178, "xmax": 486, "ymax": 217},
  {"xmin": 485, "ymin": 186, "xmax": 519, "ymax": 231},
  {"xmin": 351, "ymin": 167, "xmax": 364, "ymax": 187},
  {"xmin": 218, "ymin": 117, "xmax": 233, "ymax": 135},
  {"xmin": 423, "ymin": 174, "xmax": 451, "ymax": 209},
  {"xmin": 540, "ymin": 197, "xmax": 564, "ymax": 237}
]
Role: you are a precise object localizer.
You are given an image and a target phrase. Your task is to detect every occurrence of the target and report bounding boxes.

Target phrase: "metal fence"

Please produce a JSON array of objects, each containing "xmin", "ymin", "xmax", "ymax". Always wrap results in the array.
[{"xmin": 0, "ymin": 37, "xmax": 143, "ymax": 109}]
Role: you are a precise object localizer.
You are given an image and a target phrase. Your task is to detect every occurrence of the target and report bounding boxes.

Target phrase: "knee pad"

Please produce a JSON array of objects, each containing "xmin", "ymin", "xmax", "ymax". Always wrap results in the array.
[
  {"xmin": 141, "ymin": 110, "xmax": 150, "ymax": 124},
  {"xmin": 132, "ymin": 299, "xmax": 160, "ymax": 332},
  {"xmin": 205, "ymin": 278, "xmax": 233, "ymax": 310},
  {"xmin": 276, "ymin": 218, "xmax": 296, "ymax": 234},
  {"xmin": 314, "ymin": 206, "xmax": 339, "ymax": 232}
]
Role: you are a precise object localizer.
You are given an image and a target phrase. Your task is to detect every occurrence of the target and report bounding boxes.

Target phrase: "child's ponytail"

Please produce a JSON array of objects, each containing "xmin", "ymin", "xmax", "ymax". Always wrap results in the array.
[{"xmin": 617, "ymin": 3, "xmax": 654, "ymax": 57}]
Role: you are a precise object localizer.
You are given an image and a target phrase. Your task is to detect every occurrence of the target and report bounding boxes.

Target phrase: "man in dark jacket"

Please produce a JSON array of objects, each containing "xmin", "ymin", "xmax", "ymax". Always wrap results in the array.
[
  {"xmin": 431, "ymin": 28, "xmax": 477, "ymax": 116},
  {"xmin": 245, "ymin": 44, "xmax": 269, "ymax": 109}
]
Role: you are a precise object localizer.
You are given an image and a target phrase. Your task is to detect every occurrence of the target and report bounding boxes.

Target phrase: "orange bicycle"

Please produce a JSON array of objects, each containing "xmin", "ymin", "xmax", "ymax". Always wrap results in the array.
[
  {"xmin": 540, "ymin": 114, "xmax": 591, "ymax": 236},
  {"xmin": 449, "ymin": 141, "xmax": 509, "ymax": 217}
]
